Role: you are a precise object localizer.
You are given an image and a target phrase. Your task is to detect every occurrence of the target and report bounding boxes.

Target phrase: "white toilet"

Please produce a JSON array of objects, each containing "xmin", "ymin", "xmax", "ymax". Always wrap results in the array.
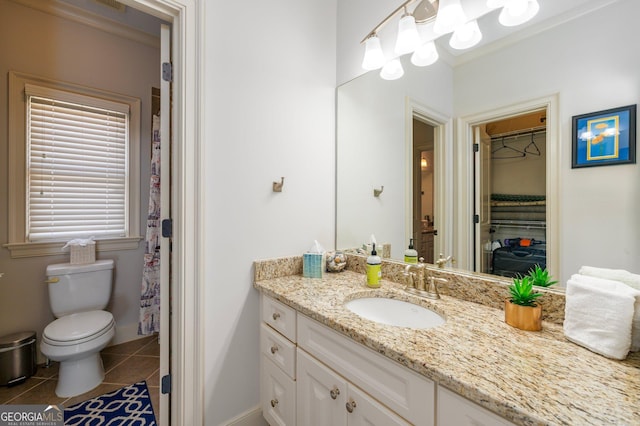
[{"xmin": 40, "ymin": 259, "xmax": 116, "ymax": 397}]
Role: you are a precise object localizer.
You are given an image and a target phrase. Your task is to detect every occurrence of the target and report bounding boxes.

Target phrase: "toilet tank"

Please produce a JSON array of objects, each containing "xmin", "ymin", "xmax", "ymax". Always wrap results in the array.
[{"xmin": 46, "ymin": 259, "xmax": 114, "ymax": 318}]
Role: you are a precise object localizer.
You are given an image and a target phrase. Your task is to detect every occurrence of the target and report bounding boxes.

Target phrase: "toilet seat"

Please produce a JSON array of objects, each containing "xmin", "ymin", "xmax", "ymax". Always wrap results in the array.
[{"xmin": 43, "ymin": 311, "xmax": 115, "ymax": 346}]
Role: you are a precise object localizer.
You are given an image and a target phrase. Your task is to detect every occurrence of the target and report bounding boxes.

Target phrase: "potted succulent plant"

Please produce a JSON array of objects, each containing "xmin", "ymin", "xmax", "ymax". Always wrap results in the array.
[
  {"xmin": 527, "ymin": 265, "xmax": 558, "ymax": 288},
  {"xmin": 504, "ymin": 276, "xmax": 542, "ymax": 331}
]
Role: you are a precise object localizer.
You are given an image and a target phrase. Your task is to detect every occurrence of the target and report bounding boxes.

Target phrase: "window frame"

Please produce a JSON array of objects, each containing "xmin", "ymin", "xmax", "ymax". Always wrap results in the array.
[{"xmin": 5, "ymin": 71, "xmax": 142, "ymax": 258}]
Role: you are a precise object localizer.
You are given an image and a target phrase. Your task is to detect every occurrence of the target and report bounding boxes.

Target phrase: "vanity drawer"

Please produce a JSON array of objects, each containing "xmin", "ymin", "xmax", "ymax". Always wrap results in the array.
[
  {"xmin": 297, "ymin": 314, "xmax": 435, "ymax": 426},
  {"xmin": 261, "ymin": 323, "xmax": 296, "ymax": 379},
  {"xmin": 262, "ymin": 295, "xmax": 297, "ymax": 342}
]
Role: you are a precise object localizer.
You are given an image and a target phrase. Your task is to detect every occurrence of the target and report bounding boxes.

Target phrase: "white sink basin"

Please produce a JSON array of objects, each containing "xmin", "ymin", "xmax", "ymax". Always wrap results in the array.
[{"xmin": 345, "ymin": 297, "xmax": 445, "ymax": 329}]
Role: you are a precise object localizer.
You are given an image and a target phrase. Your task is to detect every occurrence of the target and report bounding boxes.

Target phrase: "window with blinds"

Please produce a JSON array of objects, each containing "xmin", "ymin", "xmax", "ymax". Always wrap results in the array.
[{"xmin": 26, "ymin": 89, "xmax": 129, "ymax": 242}]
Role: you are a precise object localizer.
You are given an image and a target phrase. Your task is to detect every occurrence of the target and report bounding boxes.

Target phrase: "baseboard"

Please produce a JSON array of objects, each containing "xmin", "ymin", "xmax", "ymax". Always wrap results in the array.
[
  {"xmin": 222, "ymin": 405, "xmax": 266, "ymax": 426},
  {"xmin": 111, "ymin": 322, "xmax": 148, "ymax": 345}
]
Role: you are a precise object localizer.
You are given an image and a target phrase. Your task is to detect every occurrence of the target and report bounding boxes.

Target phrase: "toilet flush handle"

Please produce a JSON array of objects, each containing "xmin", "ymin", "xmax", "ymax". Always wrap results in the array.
[{"xmin": 45, "ymin": 277, "xmax": 59, "ymax": 284}]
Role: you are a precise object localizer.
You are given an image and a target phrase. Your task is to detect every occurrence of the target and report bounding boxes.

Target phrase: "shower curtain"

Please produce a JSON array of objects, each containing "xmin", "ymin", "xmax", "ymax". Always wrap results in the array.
[{"xmin": 138, "ymin": 113, "xmax": 162, "ymax": 335}]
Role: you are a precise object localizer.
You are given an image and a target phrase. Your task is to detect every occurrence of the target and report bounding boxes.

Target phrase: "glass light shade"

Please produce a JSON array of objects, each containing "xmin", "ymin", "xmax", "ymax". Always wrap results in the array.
[
  {"xmin": 411, "ymin": 41, "xmax": 439, "ymax": 67},
  {"xmin": 380, "ymin": 59, "xmax": 404, "ymax": 80},
  {"xmin": 449, "ymin": 20, "xmax": 482, "ymax": 50},
  {"xmin": 394, "ymin": 14, "xmax": 422, "ymax": 55},
  {"xmin": 499, "ymin": 0, "xmax": 539, "ymax": 27},
  {"xmin": 433, "ymin": 0, "xmax": 467, "ymax": 35},
  {"xmin": 361, "ymin": 35, "xmax": 386, "ymax": 70},
  {"xmin": 486, "ymin": 0, "xmax": 506, "ymax": 8}
]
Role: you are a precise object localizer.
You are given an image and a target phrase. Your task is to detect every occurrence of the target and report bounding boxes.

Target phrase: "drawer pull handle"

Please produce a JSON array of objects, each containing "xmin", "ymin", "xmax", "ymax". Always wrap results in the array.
[
  {"xmin": 270, "ymin": 399, "xmax": 278, "ymax": 408},
  {"xmin": 330, "ymin": 387, "xmax": 340, "ymax": 400},
  {"xmin": 272, "ymin": 312, "xmax": 280, "ymax": 320},
  {"xmin": 270, "ymin": 345, "xmax": 278, "ymax": 354},
  {"xmin": 346, "ymin": 399, "xmax": 357, "ymax": 413}
]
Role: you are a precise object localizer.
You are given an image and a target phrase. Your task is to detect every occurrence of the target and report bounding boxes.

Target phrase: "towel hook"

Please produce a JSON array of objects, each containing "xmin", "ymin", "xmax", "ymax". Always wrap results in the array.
[
  {"xmin": 273, "ymin": 177, "xmax": 284, "ymax": 192},
  {"xmin": 373, "ymin": 186, "xmax": 384, "ymax": 197}
]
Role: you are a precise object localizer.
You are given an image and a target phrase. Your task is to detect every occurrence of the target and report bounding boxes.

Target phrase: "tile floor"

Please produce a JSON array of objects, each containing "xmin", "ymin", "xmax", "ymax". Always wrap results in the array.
[{"xmin": 0, "ymin": 335, "xmax": 160, "ymax": 416}]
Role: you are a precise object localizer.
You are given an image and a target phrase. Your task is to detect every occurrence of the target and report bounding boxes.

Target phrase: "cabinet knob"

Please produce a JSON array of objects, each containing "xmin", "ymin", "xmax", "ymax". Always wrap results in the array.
[
  {"xmin": 270, "ymin": 345, "xmax": 278, "ymax": 354},
  {"xmin": 272, "ymin": 312, "xmax": 280, "ymax": 320},
  {"xmin": 345, "ymin": 399, "xmax": 357, "ymax": 413},
  {"xmin": 330, "ymin": 387, "xmax": 340, "ymax": 400},
  {"xmin": 270, "ymin": 399, "xmax": 278, "ymax": 408}
]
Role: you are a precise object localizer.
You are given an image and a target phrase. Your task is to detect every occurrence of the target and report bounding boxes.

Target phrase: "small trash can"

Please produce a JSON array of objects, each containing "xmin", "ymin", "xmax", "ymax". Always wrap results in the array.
[{"xmin": 0, "ymin": 331, "xmax": 37, "ymax": 386}]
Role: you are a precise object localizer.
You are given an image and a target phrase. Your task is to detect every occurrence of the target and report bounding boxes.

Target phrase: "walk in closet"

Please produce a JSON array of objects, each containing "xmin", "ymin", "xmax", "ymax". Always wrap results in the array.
[{"xmin": 481, "ymin": 111, "xmax": 548, "ymax": 277}]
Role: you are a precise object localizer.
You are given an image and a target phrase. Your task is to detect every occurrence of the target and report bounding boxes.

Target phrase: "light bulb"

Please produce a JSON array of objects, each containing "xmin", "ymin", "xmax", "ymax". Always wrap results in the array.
[
  {"xmin": 411, "ymin": 41, "xmax": 439, "ymax": 67},
  {"xmin": 499, "ymin": 0, "xmax": 539, "ymax": 27},
  {"xmin": 433, "ymin": 0, "xmax": 467, "ymax": 35},
  {"xmin": 380, "ymin": 59, "xmax": 404, "ymax": 80},
  {"xmin": 361, "ymin": 35, "xmax": 386, "ymax": 70},
  {"xmin": 395, "ymin": 14, "xmax": 421, "ymax": 55},
  {"xmin": 449, "ymin": 20, "xmax": 482, "ymax": 50}
]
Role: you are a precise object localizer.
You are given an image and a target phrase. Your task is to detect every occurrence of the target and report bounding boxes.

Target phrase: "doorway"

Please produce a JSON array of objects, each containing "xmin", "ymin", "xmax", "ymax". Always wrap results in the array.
[
  {"xmin": 456, "ymin": 95, "xmax": 559, "ymax": 278},
  {"xmin": 413, "ymin": 118, "xmax": 436, "ymax": 263},
  {"xmin": 474, "ymin": 110, "xmax": 548, "ymax": 277}
]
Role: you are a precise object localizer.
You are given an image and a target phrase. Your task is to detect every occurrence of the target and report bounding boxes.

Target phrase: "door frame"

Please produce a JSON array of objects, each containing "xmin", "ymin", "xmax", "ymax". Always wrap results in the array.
[
  {"xmin": 405, "ymin": 98, "xmax": 453, "ymax": 264},
  {"xmin": 125, "ymin": 0, "xmax": 203, "ymax": 425},
  {"xmin": 455, "ymin": 94, "xmax": 560, "ymax": 279}
]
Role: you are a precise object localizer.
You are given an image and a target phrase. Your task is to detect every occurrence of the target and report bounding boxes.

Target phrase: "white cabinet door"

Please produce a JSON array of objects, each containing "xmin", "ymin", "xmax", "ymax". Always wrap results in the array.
[
  {"xmin": 346, "ymin": 384, "xmax": 411, "ymax": 426},
  {"xmin": 262, "ymin": 355, "xmax": 296, "ymax": 426},
  {"xmin": 297, "ymin": 349, "xmax": 348, "ymax": 426},
  {"xmin": 438, "ymin": 386, "xmax": 516, "ymax": 426}
]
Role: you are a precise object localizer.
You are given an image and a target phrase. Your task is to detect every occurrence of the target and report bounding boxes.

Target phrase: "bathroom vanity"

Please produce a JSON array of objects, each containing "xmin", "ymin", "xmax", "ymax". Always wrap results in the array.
[{"xmin": 254, "ymin": 256, "xmax": 640, "ymax": 426}]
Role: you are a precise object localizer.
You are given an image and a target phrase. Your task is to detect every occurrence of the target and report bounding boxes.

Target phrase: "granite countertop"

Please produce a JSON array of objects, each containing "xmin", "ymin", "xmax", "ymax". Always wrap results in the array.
[{"xmin": 254, "ymin": 270, "xmax": 640, "ymax": 426}]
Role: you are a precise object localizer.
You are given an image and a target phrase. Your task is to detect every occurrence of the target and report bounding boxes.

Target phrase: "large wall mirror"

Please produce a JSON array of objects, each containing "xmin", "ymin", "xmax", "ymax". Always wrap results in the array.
[{"xmin": 336, "ymin": 0, "xmax": 640, "ymax": 286}]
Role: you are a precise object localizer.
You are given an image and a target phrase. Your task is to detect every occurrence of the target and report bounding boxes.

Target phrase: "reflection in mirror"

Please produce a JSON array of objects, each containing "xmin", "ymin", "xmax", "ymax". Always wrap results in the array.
[
  {"xmin": 336, "ymin": 59, "xmax": 453, "ymax": 262},
  {"xmin": 338, "ymin": 1, "xmax": 640, "ymax": 287},
  {"xmin": 475, "ymin": 110, "xmax": 548, "ymax": 279}
]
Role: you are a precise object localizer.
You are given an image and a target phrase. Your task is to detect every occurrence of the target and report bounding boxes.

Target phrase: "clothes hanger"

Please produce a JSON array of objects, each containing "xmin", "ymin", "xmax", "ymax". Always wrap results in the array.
[
  {"xmin": 524, "ymin": 132, "xmax": 541, "ymax": 156},
  {"xmin": 491, "ymin": 137, "xmax": 526, "ymax": 159}
]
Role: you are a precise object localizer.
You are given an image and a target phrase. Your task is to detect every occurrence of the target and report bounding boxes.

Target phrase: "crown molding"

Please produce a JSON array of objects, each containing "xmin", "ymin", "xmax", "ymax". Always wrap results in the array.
[{"xmin": 9, "ymin": 0, "xmax": 160, "ymax": 48}]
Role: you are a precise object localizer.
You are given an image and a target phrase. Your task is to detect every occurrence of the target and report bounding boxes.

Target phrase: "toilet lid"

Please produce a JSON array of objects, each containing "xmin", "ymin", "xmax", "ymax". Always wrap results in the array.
[{"xmin": 44, "ymin": 311, "xmax": 114, "ymax": 343}]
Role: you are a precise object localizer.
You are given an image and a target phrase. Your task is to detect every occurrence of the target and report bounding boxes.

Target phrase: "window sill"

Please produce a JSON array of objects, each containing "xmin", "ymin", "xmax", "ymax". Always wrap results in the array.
[{"xmin": 3, "ymin": 237, "xmax": 143, "ymax": 258}]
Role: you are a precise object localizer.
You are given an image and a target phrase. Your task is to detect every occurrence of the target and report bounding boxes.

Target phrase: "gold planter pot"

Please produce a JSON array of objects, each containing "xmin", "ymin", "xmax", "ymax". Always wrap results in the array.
[{"xmin": 504, "ymin": 299, "xmax": 542, "ymax": 331}]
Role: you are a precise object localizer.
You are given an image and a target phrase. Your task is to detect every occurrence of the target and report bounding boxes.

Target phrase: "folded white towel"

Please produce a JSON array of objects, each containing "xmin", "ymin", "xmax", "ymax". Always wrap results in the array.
[
  {"xmin": 579, "ymin": 266, "xmax": 640, "ymax": 290},
  {"xmin": 574, "ymin": 272, "xmax": 640, "ymax": 351},
  {"xmin": 564, "ymin": 275, "xmax": 640, "ymax": 359}
]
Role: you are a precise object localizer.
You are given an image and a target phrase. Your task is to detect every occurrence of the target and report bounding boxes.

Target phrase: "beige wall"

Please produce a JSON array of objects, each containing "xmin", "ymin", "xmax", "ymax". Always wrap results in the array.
[{"xmin": 0, "ymin": 0, "xmax": 160, "ymax": 353}]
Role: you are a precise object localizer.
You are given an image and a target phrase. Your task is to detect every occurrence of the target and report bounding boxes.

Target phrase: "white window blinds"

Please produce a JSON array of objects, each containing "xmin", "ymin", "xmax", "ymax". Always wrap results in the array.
[{"xmin": 26, "ymin": 88, "xmax": 129, "ymax": 242}]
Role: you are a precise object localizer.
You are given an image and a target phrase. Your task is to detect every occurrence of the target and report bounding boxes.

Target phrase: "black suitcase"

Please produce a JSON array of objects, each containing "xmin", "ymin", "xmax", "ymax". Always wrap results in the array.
[{"xmin": 492, "ymin": 245, "xmax": 546, "ymax": 278}]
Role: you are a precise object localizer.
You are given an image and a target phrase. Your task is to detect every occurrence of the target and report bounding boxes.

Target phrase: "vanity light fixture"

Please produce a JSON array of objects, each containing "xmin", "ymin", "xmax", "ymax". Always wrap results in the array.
[
  {"xmin": 380, "ymin": 58, "xmax": 405, "ymax": 80},
  {"xmin": 361, "ymin": 0, "xmax": 540, "ymax": 79},
  {"xmin": 499, "ymin": 0, "xmax": 540, "ymax": 26}
]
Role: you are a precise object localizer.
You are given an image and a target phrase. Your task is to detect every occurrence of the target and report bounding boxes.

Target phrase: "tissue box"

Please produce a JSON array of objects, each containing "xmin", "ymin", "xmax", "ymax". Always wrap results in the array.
[
  {"xmin": 303, "ymin": 253, "xmax": 325, "ymax": 278},
  {"xmin": 69, "ymin": 241, "xmax": 96, "ymax": 264}
]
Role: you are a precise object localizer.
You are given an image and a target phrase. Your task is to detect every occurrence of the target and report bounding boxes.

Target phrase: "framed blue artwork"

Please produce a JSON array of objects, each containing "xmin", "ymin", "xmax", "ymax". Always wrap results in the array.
[{"xmin": 572, "ymin": 104, "xmax": 636, "ymax": 168}]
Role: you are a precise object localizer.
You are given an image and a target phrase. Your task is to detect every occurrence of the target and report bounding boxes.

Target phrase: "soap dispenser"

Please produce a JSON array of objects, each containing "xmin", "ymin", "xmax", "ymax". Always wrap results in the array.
[
  {"xmin": 404, "ymin": 239, "xmax": 418, "ymax": 264},
  {"xmin": 366, "ymin": 243, "xmax": 382, "ymax": 288}
]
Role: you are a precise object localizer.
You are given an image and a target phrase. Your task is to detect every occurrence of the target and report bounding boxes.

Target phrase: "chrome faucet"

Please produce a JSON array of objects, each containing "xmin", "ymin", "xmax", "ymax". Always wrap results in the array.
[{"xmin": 404, "ymin": 258, "xmax": 446, "ymax": 300}]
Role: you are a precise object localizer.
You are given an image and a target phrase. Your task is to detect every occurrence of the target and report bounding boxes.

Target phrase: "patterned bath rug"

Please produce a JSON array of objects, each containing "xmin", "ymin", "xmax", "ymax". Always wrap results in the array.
[{"xmin": 64, "ymin": 381, "xmax": 156, "ymax": 425}]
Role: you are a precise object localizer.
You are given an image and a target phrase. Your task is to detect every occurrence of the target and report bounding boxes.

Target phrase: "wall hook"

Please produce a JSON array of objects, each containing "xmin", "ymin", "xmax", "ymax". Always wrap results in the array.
[
  {"xmin": 273, "ymin": 177, "xmax": 285, "ymax": 192},
  {"xmin": 373, "ymin": 185, "xmax": 384, "ymax": 197}
]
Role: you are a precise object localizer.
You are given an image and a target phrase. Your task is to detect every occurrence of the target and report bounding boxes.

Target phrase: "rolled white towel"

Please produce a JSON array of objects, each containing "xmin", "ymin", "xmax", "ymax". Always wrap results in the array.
[
  {"xmin": 564, "ymin": 275, "xmax": 640, "ymax": 359},
  {"xmin": 579, "ymin": 266, "xmax": 640, "ymax": 290}
]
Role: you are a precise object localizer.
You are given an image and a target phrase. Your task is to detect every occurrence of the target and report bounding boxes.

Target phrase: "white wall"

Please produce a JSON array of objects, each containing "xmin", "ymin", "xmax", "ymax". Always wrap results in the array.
[
  {"xmin": 0, "ymin": 1, "xmax": 159, "ymax": 349},
  {"xmin": 201, "ymin": 0, "xmax": 337, "ymax": 424},
  {"xmin": 454, "ymin": 0, "xmax": 640, "ymax": 284}
]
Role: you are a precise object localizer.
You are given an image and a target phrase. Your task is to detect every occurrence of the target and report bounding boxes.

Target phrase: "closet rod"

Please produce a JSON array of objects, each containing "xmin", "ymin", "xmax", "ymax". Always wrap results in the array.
[{"xmin": 490, "ymin": 127, "xmax": 546, "ymax": 141}]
